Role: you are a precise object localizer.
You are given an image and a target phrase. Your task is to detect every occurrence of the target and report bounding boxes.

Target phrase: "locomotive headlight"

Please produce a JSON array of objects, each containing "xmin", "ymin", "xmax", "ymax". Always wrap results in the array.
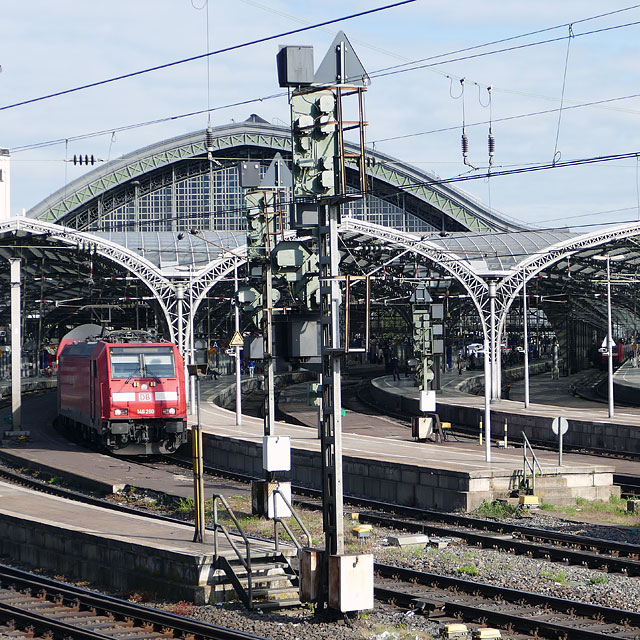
[
  {"xmin": 114, "ymin": 408, "xmax": 129, "ymax": 416},
  {"xmin": 162, "ymin": 407, "xmax": 176, "ymax": 415}
]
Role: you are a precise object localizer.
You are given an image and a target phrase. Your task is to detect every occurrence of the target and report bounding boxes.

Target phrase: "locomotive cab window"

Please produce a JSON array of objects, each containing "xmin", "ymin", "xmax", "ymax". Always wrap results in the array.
[{"xmin": 109, "ymin": 347, "xmax": 176, "ymax": 379}]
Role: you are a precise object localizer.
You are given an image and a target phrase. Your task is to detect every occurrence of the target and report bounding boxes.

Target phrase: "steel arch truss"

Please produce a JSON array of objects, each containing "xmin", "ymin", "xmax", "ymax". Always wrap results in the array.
[
  {"xmin": 496, "ymin": 222, "xmax": 640, "ymax": 335},
  {"xmin": 181, "ymin": 250, "xmax": 248, "ymax": 351},
  {"xmin": 29, "ymin": 128, "xmax": 292, "ymax": 226},
  {"xmin": 341, "ymin": 217, "xmax": 490, "ymax": 326},
  {"xmin": 0, "ymin": 218, "xmax": 178, "ymax": 341}
]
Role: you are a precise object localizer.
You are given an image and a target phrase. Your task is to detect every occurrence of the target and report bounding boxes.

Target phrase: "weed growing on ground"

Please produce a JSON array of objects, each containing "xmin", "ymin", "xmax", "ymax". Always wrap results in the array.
[
  {"xmin": 542, "ymin": 495, "xmax": 639, "ymax": 526},
  {"xmin": 456, "ymin": 564, "xmax": 479, "ymax": 576},
  {"xmin": 474, "ymin": 499, "xmax": 519, "ymax": 518},
  {"xmin": 176, "ymin": 496, "xmax": 195, "ymax": 514},
  {"xmin": 588, "ymin": 575, "xmax": 609, "ymax": 585},
  {"xmin": 377, "ymin": 544, "xmax": 430, "ymax": 563},
  {"xmin": 540, "ymin": 569, "xmax": 568, "ymax": 584}
]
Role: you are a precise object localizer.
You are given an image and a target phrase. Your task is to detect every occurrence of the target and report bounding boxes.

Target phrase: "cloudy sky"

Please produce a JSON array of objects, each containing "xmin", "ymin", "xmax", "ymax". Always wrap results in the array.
[{"xmin": 2, "ymin": 0, "xmax": 640, "ymax": 231}]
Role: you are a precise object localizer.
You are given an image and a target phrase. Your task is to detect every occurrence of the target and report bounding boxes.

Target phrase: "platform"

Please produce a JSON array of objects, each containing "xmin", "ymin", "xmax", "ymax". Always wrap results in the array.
[
  {"xmin": 197, "ymin": 377, "xmax": 618, "ymax": 510},
  {"xmin": 0, "ymin": 479, "xmax": 296, "ymax": 603},
  {"xmin": 611, "ymin": 359, "xmax": 640, "ymax": 406},
  {"xmin": 370, "ymin": 363, "xmax": 640, "ymax": 455}
]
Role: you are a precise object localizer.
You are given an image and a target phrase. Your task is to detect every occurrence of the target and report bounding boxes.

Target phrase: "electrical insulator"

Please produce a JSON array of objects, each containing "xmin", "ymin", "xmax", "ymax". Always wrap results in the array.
[
  {"xmin": 461, "ymin": 133, "xmax": 469, "ymax": 162},
  {"xmin": 73, "ymin": 154, "xmax": 96, "ymax": 166},
  {"xmin": 206, "ymin": 126, "xmax": 215, "ymax": 153},
  {"xmin": 488, "ymin": 132, "xmax": 495, "ymax": 166}
]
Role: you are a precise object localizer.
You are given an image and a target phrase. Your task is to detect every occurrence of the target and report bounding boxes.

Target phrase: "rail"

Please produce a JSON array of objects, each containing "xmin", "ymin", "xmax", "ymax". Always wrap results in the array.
[
  {"xmin": 522, "ymin": 431, "xmax": 542, "ymax": 495},
  {"xmin": 211, "ymin": 493, "xmax": 254, "ymax": 609}
]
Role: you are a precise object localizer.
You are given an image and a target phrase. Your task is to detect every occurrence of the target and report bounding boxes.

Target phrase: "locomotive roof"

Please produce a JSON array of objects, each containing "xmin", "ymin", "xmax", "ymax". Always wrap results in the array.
[
  {"xmin": 59, "ymin": 341, "xmax": 101, "ymax": 358},
  {"xmin": 60, "ymin": 339, "xmax": 173, "ymax": 358}
]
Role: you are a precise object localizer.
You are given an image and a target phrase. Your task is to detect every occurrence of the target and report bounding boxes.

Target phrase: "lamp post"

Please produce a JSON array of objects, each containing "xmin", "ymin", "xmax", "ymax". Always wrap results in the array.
[
  {"xmin": 233, "ymin": 262, "xmax": 242, "ymax": 426},
  {"xmin": 605, "ymin": 255, "xmax": 614, "ymax": 419},
  {"xmin": 594, "ymin": 253, "xmax": 625, "ymax": 419},
  {"xmin": 523, "ymin": 278, "xmax": 530, "ymax": 408},
  {"xmin": 186, "ymin": 228, "xmax": 244, "ymax": 425}
]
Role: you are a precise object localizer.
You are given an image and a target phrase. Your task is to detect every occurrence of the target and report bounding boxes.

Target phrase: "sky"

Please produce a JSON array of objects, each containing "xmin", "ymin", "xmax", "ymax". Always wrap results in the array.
[{"xmin": 2, "ymin": 0, "xmax": 640, "ymax": 232}]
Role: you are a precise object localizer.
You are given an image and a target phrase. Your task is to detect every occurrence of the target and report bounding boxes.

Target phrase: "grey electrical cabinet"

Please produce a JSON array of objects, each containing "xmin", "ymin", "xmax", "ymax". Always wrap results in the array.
[{"xmin": 277, "ymin": 46, "xmax": 314, "ymax": 87}]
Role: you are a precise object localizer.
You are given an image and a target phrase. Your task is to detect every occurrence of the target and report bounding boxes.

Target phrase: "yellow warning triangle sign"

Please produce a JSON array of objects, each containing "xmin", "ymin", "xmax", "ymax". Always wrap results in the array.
[{"xmin": 229, "ymin": 331, "xmax": 244, "ymax": 347}]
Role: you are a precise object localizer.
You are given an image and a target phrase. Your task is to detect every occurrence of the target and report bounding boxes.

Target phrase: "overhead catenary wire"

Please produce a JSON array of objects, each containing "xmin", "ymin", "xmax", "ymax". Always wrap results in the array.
[
  {"xmin": 59, "ymin": 147, "xmax": 640, "ymax": 238},
  {"xmin": 371, "ymin": 91, "xmax": 640, "ymax": 145},
  {"xmin": 552, "ymin": 24, "xmax": 575, "ymax": 165},
  {"xmin": 366, "ymin": 4, "xmax": 640, "ymax": 79},
  {"xmin": 0, "ymin": 0, "xmax": 417, "ymax": 113},
  {"xmin": 8, "ymin": 9, "xmax": 640, "ymax": 155},
  {"xmin": 367, "ymin": 19, "xmax": 640, "ymax": 84}
]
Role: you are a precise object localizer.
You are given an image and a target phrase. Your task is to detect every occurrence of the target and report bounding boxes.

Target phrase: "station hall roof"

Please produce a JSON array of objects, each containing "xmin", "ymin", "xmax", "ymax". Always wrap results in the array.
[{"xmin": 26, "ymin": 116, "xmax": 526, "ymax": 235}]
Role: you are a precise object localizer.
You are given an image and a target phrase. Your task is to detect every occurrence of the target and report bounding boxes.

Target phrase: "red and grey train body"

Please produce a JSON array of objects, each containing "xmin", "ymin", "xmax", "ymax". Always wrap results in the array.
[
  {"xmin": 598, "ymin": 340, "xmax": 633, "ymax": 369},
  {"xmin": 57, "ymin": 339, "xmax": 187, "ymax": 455}
]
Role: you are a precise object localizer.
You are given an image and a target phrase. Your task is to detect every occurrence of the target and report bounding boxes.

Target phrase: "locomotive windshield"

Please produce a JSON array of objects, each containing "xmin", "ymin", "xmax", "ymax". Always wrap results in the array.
[{"xmin": 109, "ymin": 346, "xmax": 176, "ymax": 379}]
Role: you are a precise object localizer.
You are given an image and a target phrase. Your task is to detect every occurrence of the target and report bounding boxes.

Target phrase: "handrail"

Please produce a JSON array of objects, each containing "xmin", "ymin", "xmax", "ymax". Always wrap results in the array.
[
  {"xmin": 522, "ymin": 431, "xmax": 542, "ymax": 495},
  {"xmin": 211, "ymin": 493, "xmax": 253, "ymax": 608},
  {"xmin": 272, "ymin": 486, "xmax": 312, "ymax": 551}
]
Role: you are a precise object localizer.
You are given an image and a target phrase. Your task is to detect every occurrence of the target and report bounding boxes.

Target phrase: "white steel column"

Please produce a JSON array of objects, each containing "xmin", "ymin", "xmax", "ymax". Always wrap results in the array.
[
  {"xmin": 606, "ymin": 256, "xmax": 615, "ymax": 418},
  {"xmin": 488, "ymin": 281, "xmax": 500, "ymax": 400},
  {"xmin": 483, "ymin": 335, "xmax": 491, "ymax": 462},
  {"xmin": 175, "ymin": 283, "xmax": 190, "ymax": 414},
  {"xmin": 523, "ymin": 279, "xmax": 530, "ymax": 408},
  {"xmin": 234, "ymin": 263, "xmax": 242, "ymax": 426},
  {"xmin": 10, "ymin": 258, "xmax": 21, "ymax": 431}
]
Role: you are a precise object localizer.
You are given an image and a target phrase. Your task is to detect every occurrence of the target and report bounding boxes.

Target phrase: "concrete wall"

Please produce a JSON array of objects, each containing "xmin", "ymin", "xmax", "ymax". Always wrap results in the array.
[
  {"xmin": 201, "ymin": 431, "xmax": 491, "ymax": 511},
  {"xmin": 0, "ymin": 513, "xmax": 214, "ymax": 602},
  {"xmin": 200, "ymin": 430, "xmax": 617, "ymax": 510}
]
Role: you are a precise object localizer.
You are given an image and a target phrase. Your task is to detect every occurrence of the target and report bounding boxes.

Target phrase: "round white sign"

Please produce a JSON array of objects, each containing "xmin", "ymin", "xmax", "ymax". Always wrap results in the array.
[{"xmin": 551, "ymin": 416, "xmax": 569, "ymax": 436}]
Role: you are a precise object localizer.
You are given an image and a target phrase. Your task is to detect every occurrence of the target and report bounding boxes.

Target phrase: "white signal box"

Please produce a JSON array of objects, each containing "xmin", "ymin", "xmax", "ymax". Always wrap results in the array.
[{"xmin": 263, "ymin": 435, "xmax": 291, "ymax": 471}]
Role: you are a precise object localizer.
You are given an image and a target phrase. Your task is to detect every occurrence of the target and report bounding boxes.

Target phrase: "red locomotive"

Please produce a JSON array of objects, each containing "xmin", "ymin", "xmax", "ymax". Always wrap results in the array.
[
  {"xmin": 598, "ymin": 339, "xmax": 632, "ymax": 368},
  {"xmin": 56, "ymin": 326, "xmax": 187, "ymax": 455}
]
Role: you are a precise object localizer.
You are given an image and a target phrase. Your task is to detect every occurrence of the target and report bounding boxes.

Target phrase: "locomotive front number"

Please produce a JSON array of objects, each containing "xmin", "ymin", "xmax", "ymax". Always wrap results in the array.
[
  {"xmin": 137, "ymin": 408, "xmax": 155, "ymax": 415},
  {"xmin": 138, "ymin": 392, "xmax": 153, "ymax": 402}
]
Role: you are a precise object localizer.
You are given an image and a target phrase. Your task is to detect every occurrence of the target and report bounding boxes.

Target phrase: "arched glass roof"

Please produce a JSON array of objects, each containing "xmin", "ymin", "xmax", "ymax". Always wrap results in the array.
[
  {"xmin": 94, "ymin": 230, "xmax": 244, "ymax": 274},
  {"xmin": 423, "ymin": 229, "xmax": 578, "ymax": 272}
]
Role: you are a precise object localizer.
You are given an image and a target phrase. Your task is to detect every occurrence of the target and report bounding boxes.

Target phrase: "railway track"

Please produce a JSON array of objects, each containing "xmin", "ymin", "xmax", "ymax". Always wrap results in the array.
[
  {"xmin": 374, "ymin": 563, "xmax": 640, "ymax": 640},
  {"xmin": 4, "ymin": 452, "xmax": 638, "ymax": 580},
  {"xmin": 0, "ymin": 563, "xmax": 266, "ymax": 640},
  {"xmin": 164, "ymin": 457, "xmax": 640, "ymax": 577},
  {"xmin": 1, "ymin": 457, "xmax": 640, "ymax": 639}
]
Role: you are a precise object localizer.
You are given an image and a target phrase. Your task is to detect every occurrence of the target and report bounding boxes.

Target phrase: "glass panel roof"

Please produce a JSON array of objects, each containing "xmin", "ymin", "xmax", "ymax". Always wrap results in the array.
[{"xmin": 95, "ymin": 231, "xmax": 245, "ymax": 270}]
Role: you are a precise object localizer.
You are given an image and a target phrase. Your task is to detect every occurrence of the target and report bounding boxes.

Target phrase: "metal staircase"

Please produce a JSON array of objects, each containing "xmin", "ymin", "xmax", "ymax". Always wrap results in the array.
[
  {"xmin": 520, "ymin": 431, "xmax": 542, "ymax": 496},
  {"xmin": 211, "ymin": 491, "xmax": 311, "ymax": 610}
]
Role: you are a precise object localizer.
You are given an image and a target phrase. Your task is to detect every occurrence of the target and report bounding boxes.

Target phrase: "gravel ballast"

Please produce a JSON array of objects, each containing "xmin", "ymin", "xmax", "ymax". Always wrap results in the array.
[{"xmin": 148, "ymin": 510, "xmax": 640, "ymax": 640}]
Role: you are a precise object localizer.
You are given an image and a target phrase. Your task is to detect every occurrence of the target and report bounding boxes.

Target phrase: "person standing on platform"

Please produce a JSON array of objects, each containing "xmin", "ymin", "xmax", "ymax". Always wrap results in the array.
[
  {"xmin": 457, "ymin": 352, "xmax": 465, "ymax": 375},
  {"xmin": 249, "ymin": 360, "xmax": 255, "ymax": 377},
  {"xmin": 391, "ymin": 354, "xmax": 400, "ymax": 381}
]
